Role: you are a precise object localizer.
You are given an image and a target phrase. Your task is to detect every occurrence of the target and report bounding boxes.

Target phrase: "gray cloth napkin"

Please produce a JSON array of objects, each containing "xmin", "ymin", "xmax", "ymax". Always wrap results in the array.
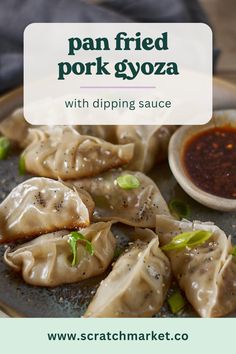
[{"xmin": 0, "ymin": 0, "xmax": 212, "ymax": 94}]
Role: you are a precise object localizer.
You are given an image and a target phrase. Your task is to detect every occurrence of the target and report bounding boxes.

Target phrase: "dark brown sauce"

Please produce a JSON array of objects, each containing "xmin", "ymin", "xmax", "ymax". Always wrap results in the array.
[{"xmin": 183, "ymin": 126, "xmax": 236, "ymax": 199}]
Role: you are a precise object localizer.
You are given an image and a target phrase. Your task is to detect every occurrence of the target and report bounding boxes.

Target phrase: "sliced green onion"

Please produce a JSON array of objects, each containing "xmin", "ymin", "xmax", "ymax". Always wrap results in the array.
[
  {"xmin": 116, "ymin": 174, "xmax": 140, "ymax": 190},
  {"xmin": 18, "ymin": 154, "xmax": 26, "ymax": 175},
  {"xmin": 169, "ymin": 199, "xmax": 190, "ymax": 219},
  {"xmin": 113, "ymin": 246, "xmax": 122, "ymax": 259},
  {"xmin": 168, "ymin": 291, "xmax": 186, "ymax": 314},
  {"xmin": 68, "ymin": 231, "xmax": 94, "ymax": 267},
  {"xmin": 161, "ymin": 230, "xmax": 213, "ymax": 251},
  {"xmin": 0, "ymin": 137, "xmax": 11, "ymax": 160},
  {"xmin": 231, "ymin": 245, "xmax": 236, "ymax": 257}
]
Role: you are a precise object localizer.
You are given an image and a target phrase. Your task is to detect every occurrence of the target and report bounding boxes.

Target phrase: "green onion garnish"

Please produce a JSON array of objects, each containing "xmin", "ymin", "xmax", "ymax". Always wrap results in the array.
[
  {"xmin": 68, "ymin": 231, "xmax": 94, "ymax": 267},
  {"xmin": 169, "ymin": 199, "xmax": 190, "ymax": 219},
  {"xmin": 0, "ymin": 137, "xmax": 11, "ymax": 160},
  {"xmin": 161, "ymin": 230, "xmax": 213, "ymax": 251},
  {"xmin": 18, "ymin": 155, "xmax": 26, "ymax": 175},
  {"xmin": 231, "ymin": 245, "xmax": 236, "ymax": 257},
  {"xmin": 113, "ymin": 246, "xmax": 122, "ymax": 259},
  {"xmin": 116, "ymin": 174, "xmax": 140, "ymax": 190},
  {"xmin": 168, "ymin": 291, "xmax": 186, "ymax": 314}
]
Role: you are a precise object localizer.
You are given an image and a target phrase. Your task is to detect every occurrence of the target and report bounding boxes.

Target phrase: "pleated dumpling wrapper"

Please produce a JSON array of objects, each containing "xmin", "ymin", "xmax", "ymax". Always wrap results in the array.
[
  {"xmin": 22, "ymin": 126, "xmax": 134, "ymax": 180},
  {"xmin": 71, "ymin": 170, "xmax": 171, "ymax": 228},
  {"xmin": 156, "ymin": 215, "xmax": 236, "ymax": 317},
  {"xmin": 75, "ymin": 125, "xmax": 117, "ymax": 143},
  {"xmin": 116, "ymin": 125, "xmax": 177, "ymax": 172},
  {"xmin": 4, "ymin": 222, "xmax": 116, "ymax": 287},
  {"xmin": 84, "ymin": 228, "xmax": 171, "ymax": 317},
  {"xmin": 0, "ymin": 107, "xmax": 32, "ymax": 148},
  {"xmin": 0, "ymin": 177, "xmax": 94, "ymax": 243}
]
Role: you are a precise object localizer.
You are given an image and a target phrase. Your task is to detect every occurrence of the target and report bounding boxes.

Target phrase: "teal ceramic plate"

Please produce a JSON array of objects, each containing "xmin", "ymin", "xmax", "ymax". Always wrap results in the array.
[{"xmin": 0, "ymin": 154, "xmax": 235, "ymax": 317}]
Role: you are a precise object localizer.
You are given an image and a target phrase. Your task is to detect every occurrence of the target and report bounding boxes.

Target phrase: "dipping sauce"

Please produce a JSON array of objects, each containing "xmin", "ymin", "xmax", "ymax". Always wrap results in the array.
[{"xmin": 183, "ymin": 126, "xmax": 236, "ymax": 199}]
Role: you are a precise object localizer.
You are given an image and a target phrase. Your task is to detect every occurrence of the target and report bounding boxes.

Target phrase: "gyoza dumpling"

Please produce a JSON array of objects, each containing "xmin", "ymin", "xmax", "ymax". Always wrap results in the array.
[
  {"xmin": 4, "ymin": 222, "xmax": 116, "ymax": 287},
  {"xmin": 0, "ymin": 177, "xmax": 94, "ymax": 243},
  {"xmin": 0, "ymin": 107, "xmax": 32, "ymax": 148},
  {"xmin": 22, "ymin": 126, "xmax": 134, "ymax": 179},
  {"xmin": 213, "ymin": 253, "xmax": 236, "ymax": 316},
  {"xmin": 71, "ymin": 170, "xmax": 171, "ymax": 228},
  {"xmin": 116, "ymin": 125, "xmax": 177, "ymax": 172},
  {"xmin": 156, "ymin": 215, "xmax": 236, "ymax": 317},
  {"xmin": 84, "ymin": 229, "xmax": 171, "ymax": 317},
  {"xmin": 75, "ymin": 125, "xmax": 117, "ymax": 143}
]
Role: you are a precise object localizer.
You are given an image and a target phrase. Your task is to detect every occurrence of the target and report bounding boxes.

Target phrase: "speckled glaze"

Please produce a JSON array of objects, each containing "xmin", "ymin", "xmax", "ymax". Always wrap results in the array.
[{"xmin": 0, "ymin": 155, "xmax": 235, "ymax": 317}]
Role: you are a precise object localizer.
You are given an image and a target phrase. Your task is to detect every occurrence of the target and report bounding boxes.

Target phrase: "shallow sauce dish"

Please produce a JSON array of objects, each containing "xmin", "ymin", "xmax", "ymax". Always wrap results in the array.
[{"xmin": 168, "ymin": 109, "xmax": 236, "ymax": 212}]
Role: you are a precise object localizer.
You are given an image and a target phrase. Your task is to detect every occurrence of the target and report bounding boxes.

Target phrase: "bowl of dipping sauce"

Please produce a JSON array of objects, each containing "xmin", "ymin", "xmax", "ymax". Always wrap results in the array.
[{"xmin": 168, "ymin": 109, "xmax": 236, "ymax": 211}]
